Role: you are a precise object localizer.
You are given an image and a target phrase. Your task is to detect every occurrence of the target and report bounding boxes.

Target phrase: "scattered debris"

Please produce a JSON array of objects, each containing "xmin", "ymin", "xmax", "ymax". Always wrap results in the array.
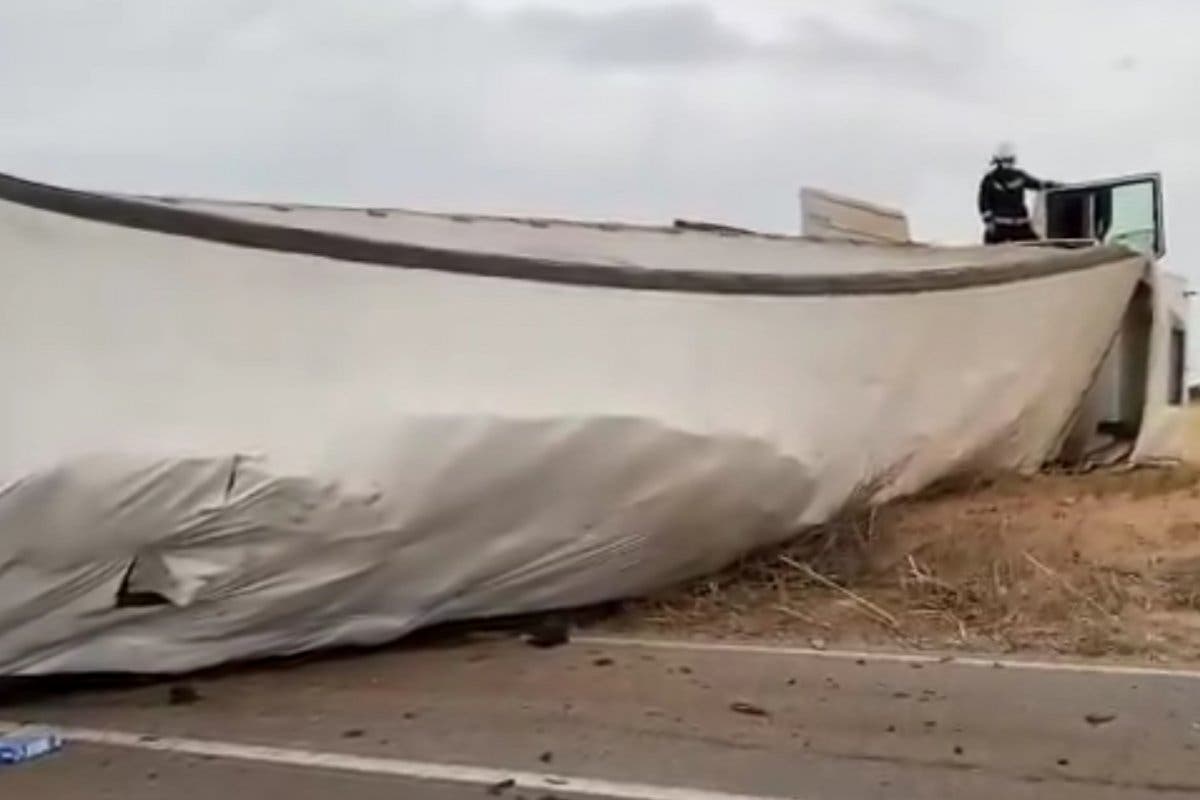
[
  {"xmin": 487, "ymin": 777, "xmax": 517, "ymax": 795},
  {"xmin": 592, "ymin": 657, "xmax": 614, "ymax": 667},
  {"xmin": 885, "ymin": 725, "xmax": 896, "ymax": 733},
  {"xmin": 524, "ymin": 618, "xmax": 570, "ymax": 649},
  {"xmin": 787, "ymin": 678, "xmax": 797, "ymax": 687},
  {"xmin": 342, "ymin": 729, "xmax": 366, "ymax": 739},
  {"xmin": 892, "ymin": 691, "xmax": 911, "ymax": 699},
  {"xmin": 539, "ymin": 751, "xmax": 553, "ymax": 764},
  {"xmin": 1057, "ymin": 758, "xmax": 1071, "ymax": 767},
  {"xmin": 855, "ymin": 659, "xmax": 867, "ymax": 666},
  {"xmin": 167, "ymin": 684, "xmax": 201, "ymax": 706},
  {"xmin": 730, "ymin": 701, "xmax": 770, "ymax": 718},
  {"xmin": 1085, "ymin": 713, "xmax": 1117, "ymax": 726},
  {"xmin": 678, "ymin": 666, "xmax": 693, "ymax": 675},
  {"xmin": 923, "ymin": 721, "xmax": 937, "ymax": 729},
  {"xmin": 953, "ymin": 745, "xmax": 964, "ymax": 756}
]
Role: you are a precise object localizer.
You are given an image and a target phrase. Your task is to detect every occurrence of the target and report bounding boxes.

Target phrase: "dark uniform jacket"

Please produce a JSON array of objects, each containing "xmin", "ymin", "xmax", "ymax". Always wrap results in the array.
[{"xmin": 977, "ymin": 165, "xmax": 1052, "ymax": 227}]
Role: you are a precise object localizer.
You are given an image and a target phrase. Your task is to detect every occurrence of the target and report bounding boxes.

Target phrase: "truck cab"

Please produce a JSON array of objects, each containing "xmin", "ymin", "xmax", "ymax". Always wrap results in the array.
[{"xmin": 1035, "ymin": 173, "xmax": 1188, "ymax": 463}]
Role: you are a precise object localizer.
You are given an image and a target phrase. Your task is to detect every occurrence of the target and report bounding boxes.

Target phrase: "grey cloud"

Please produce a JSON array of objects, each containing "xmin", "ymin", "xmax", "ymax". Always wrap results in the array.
[
  {"xmin": 0, "ymin": 0, "xmax": 990, "ymax": 240},
  {"xmin": 882, "ymin": 2, "xmax": 983, "ymax": 41},
  {"xmin": 505, "ymin": 3, "xmax": 752, "ymax": 66},
  {"xmin": 776, "ymin": 4, "xmax": 990, "ymax": 89},
  {"xmin": 495, "ymin": 1, "xmax": 989, "ymax": 94}
]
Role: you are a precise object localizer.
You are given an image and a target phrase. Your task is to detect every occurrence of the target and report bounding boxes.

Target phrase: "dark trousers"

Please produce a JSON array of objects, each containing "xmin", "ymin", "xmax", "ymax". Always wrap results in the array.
[{"xmin": 984, "ymin": 222, "xmax": 1038, "ymax": 245}]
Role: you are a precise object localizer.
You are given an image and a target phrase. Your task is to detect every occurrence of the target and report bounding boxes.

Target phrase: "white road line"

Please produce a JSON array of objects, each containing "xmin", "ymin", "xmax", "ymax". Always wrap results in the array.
[
  {"xmin": 0, "ymin": 722, "xmax": 799, "ymax": 800},
  {"xmin": 575, "ymin": 635, "xmax": 1200, "ymax": 680}
]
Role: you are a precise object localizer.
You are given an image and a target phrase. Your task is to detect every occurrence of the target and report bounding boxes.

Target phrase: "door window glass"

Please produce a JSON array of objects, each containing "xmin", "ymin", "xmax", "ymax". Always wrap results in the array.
[{"xmin": 1103, "ymin": 180, "xmax": 1158, "ymax": 256}]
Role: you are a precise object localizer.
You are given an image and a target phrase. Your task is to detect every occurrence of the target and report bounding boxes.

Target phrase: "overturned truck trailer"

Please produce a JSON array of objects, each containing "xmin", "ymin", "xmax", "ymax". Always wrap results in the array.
[{"xmin": 0, "ymin": 172, "xmax": 1184, "ymax": 675}]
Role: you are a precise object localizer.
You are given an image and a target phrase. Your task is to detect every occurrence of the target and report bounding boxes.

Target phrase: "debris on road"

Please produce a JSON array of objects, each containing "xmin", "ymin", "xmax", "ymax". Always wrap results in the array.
[
  {"xmin": 592, "ymin": 657, "xmax": 614, "ymax": 667},
  {"xmin": 1085, "ymin": 713, "xmax": 1117, "ymax": 726},
  {"xmin": 486, "ymin": 777, "xmax": 517, "ymax": 795},
  {"xmin": 729, "ymin": 701, "xmax": 770, "ymax": 718},
  {"xmin": 167, "ymin": 684, "xmax": 201, "ymax": 706},
  {"xmin": 341, "ymin": 728, "xmax": 366, "ymax": 739},
  {"xmin": 524, "ymin": 617, "xmax": 570, "ymax": 649},
  {"xmin": 538, "ymin": 750, "xmax": 553, "ymax": 764}
]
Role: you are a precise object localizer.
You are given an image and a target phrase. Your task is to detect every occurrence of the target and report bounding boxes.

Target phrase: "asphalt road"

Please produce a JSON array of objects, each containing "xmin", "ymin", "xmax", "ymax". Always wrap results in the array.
[{"xmin": 3, "ymin": 635, "xmax": 1200, "ymax": 799}]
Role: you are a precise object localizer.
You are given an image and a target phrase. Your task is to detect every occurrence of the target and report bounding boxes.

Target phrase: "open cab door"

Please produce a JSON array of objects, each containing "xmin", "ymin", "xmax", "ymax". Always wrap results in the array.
[{"xmin": 1037, "ymin": 172, "xmax": 1165, "ymax": 258}]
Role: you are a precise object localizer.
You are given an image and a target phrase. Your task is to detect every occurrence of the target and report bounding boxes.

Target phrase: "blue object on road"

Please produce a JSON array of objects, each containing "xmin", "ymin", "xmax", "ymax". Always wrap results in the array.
[{"xmin": 0, "ymin": 728, "xmax": 63, "ymax": 766}]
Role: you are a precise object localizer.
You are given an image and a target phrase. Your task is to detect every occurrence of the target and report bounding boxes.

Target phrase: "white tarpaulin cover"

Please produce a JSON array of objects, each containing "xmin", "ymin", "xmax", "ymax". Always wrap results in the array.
[{"xmin": 0, "ymin": 173, "xmax": 1150, "ymax": 675}]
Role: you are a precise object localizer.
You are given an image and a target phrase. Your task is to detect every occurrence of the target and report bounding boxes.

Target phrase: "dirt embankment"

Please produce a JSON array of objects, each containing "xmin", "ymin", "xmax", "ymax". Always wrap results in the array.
[{"xmin": 607, "ymin": 467, "xmax": 1200, "ymax": 663}]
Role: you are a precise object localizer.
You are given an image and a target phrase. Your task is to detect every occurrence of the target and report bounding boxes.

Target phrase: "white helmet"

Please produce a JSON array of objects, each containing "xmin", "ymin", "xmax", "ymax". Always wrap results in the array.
[{"xmin": 992, "ymin": 141, "xmax": 1017, "ymax": 165}]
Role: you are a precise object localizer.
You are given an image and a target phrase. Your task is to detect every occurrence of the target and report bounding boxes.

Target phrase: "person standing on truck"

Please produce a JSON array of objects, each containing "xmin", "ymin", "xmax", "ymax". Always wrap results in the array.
[{"xmin": 978, "ymin": 142, "xmax": 1060, "ymax": 244}]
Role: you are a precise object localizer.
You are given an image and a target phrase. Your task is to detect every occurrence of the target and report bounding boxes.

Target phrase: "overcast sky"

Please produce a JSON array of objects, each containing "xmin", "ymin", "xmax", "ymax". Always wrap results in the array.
[{"xmin": 2, "ymin": 0, "xmax": 1196, "ymax": 258}]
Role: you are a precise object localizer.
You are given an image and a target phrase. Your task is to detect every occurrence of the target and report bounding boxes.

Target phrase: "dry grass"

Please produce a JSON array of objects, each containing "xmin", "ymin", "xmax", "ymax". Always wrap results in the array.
[{"xmin": 606, "ymin": 466, "xmax": 1200, "ymax": 662}]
